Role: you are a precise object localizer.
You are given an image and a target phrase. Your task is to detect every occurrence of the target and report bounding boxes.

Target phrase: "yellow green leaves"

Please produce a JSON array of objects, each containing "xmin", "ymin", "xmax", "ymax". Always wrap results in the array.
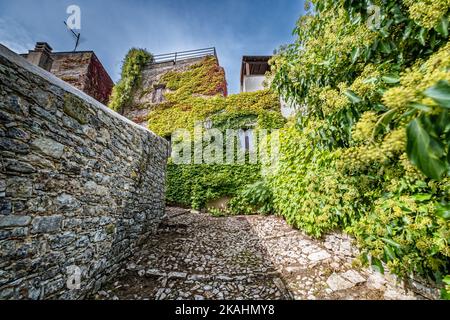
[
  {"xmin": 108, "ymin": 48, "xmax": 153, "ymax": 112},
  {"xmin": 266, "ymin": 0, "xmax": 450, "ymax": 285},
  {"xmin": 159, "ymin": 56, "xmax": 226, "ymax": 97},
  {"xmin": 404, "ymin": 0, "xmax": 450, "ymax": 30},
  {"xmin": 352, "ymin": 111, "xmax": 378, "ymax": 144},
  {"xmin": 146, "ymin": 56, "xmax": 281, "ymax": 136},
  {"xmin": 147, "ymin": 89, "xmax": 280, "ymax": 136}
]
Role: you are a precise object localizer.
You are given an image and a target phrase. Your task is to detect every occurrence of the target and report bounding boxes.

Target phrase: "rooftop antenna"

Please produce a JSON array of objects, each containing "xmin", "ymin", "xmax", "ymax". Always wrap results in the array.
[{"xmin": 63, "ymin": 21, "xmax": 81, "ymax": 52}]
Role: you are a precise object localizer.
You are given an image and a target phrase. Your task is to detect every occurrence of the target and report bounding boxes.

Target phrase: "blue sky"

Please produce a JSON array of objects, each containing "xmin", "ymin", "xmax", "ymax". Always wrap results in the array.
[{"xmin": 0, "ymin": 0, "xmax": 304, "ymax": 94}]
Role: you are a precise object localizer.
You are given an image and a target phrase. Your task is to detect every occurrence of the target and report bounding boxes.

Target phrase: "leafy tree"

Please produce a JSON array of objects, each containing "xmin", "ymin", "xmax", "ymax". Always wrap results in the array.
[{"xmin": 268, "ymin": 0, "xmax": 450, "ymax": 289}]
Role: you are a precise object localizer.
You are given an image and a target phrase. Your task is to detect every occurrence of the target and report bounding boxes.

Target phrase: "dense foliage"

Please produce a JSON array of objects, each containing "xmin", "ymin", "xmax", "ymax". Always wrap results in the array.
[
  {"xmin": 109, "ymin": 48, "xmax": 153, "ymax": 113},
  {"xmin": 266, "ymin": 0, "xmax": 450, "ymax": 291},
  {"xmin": 147, "ymin": 56, "xmax": 282, "ymax": 137},
  {"xmin": 166, "ymin": 163, "xmax": 262, "ymax": 210},
  {"xmin": 147, "ymin": 56, "xmax": 285, "ymax": 209}
]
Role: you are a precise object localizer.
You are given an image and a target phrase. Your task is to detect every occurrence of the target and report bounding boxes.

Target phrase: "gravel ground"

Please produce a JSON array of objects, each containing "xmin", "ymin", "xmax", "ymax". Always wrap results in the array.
[{"xmin": 95, "ymin": 207, "xmax": 428, "ymax": 300}]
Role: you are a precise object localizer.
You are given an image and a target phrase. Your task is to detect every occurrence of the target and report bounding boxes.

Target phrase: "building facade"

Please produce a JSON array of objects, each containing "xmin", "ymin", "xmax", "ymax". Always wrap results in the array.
[
  {"xmin": 240, "ymin": 55, "xmax": 298, "ymax": 119},
  {"xmin": 21, "ymin": 42, "xmax": 114, "ymax": 105}
]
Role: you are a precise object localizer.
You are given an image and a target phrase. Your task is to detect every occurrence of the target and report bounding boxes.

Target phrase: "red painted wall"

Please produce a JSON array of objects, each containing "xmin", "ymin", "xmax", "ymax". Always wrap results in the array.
[{"xmin": 85, "ymin": 54, "xmax": 114, "ymax": 105}]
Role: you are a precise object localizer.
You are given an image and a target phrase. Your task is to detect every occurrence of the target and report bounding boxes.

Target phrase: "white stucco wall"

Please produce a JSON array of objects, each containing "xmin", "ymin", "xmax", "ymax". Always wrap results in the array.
[
  {"xmin": 242, "ymin": 75, "xmax": 265, "ymax": 93},
  {"xmin": 242, "ymin": 75, "xmax": 299, "ymax": 119}
]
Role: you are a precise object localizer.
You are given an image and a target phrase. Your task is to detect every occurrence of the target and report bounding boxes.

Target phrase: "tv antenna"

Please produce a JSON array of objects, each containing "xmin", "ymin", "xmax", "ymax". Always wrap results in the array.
[{"xmin": 64, "ymin": 21, "xmax": 81, "ymax": 52}]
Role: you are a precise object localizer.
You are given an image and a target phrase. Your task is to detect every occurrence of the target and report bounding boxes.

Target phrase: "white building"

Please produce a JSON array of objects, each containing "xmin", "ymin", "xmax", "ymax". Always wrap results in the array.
[{"xmin": 240, "ymin": 56, "xmax": 297, "ymax": 118}]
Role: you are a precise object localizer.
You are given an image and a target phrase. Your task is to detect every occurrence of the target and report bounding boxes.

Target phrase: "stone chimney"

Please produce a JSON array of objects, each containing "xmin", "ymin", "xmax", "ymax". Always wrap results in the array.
[{"xmin": 26, "ymin": 42, "xmax": 53, "ymax": 72}]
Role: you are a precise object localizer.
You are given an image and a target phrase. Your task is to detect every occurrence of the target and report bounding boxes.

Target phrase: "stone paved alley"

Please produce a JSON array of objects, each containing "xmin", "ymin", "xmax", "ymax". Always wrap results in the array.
[{"xmin": 94, "ymin": 207, "xmax": 428, "ymax": 300}]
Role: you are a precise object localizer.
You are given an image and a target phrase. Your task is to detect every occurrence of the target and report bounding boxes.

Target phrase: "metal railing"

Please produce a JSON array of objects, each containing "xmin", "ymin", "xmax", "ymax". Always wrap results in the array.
[{"xmin": 152, "ymin": 47, "xmax": 217, "ymax": 64}]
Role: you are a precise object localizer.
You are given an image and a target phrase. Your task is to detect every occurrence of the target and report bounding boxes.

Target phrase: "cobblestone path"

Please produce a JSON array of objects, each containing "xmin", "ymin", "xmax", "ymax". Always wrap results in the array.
[{"xmin": 97, "ymin": 207, "xmax": 424, "ymax": 300}]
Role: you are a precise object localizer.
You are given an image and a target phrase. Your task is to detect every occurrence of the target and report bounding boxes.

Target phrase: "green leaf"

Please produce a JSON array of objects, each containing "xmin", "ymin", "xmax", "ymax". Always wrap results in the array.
[
  {"xmin": 382, "ymin": 237, "xmax": 402, "ymax": 249},
  {"xmin": 379, "ymin": 40, "xmax": 391, "ymax": 54},
  {"xmin": 406, "ymin": 118, "xmax": 446, "ymax": 180},
  {"xmin": 403, "ymin": 22, "xmax": 413, "ymax": 40},
  {"xmin": 382, "ymin": 74, "xmax": 400, "ymax": 84},
  {"xmin": 410, "ymin": 102, "xmax": 432, "ymax": 113},
  {"xmin": 436, "ymin": 203, "xmax": 450, "ymax": 220},
  {"xmin": 344, "ymin": 90, "xmax": 362, "ymax": 104},
  {"xmin": 371, "ymin": 257, "xmax": 384, "ymax": 274},
  {"xmin": 412, "ymin": 193, "xmax": 432, "ymax": 202},
  {"xmin": 351, "ymin": 47, "xmax": 361, "ymax": 64},
  {"xmin": 423, "ymin": 80, "xmax": 450, "ymax": 109},
  {"xmin": 363, "ymin": 77, "xmax": 377, "ymax": 84},
  {"xmin": 435, "ymin": 16, "xmax": 449, "ymax": 38}
]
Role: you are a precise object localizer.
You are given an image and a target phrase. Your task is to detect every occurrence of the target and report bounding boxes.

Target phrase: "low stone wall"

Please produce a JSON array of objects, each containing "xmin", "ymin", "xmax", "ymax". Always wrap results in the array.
[{"xmin": 0, "ymin": 44, "xmax": 168, "ymax": 299}]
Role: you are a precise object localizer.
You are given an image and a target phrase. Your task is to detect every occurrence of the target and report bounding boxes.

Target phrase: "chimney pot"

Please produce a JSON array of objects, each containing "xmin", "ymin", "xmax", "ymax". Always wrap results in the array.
[
  {"xmin": 26, "ymin": 42, "xmax": 53, "ymax": 72},
  {"xmin": 34, "ymin": 42, "xmax": 53, "ymax": 53}
]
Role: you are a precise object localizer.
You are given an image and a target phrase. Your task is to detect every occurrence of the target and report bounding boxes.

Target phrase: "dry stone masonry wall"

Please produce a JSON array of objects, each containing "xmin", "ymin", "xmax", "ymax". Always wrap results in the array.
[{"xmin": 0, "ymin": 44, "xmax": 168, "ymax": 299}]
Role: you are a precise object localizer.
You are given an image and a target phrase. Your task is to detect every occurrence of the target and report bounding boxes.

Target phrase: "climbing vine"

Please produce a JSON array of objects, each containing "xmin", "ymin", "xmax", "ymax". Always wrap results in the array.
[
  {"xmin": 145, "ymin": 56, "xmax": 284, "ymax": 209},
  {"xmin": 266, "ymin": 0, "xmax": 450, "ymax": 294},
  {"xmin": 108, "ymin": 48, "xmax": 153, "ymax": 113},
  {"xmin": 147, "ymin": 56, "xmax": 282, "ymax": 137}
]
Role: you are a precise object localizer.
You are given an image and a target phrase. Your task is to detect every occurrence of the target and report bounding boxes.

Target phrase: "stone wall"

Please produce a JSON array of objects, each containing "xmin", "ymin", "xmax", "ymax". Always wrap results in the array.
[
  {"xmin": 0, "ymin": 44, "xmax": 168, "ymax": 299},
  {"xmin": 124, "ymin": 56, "xmax": 226, "ymax": 127}
]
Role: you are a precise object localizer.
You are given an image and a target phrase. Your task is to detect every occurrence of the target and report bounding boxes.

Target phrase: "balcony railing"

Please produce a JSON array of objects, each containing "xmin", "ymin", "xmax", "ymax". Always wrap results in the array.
[{"xmin": 152, "ymin": 47, "xmax": 217, "ymax": 64}]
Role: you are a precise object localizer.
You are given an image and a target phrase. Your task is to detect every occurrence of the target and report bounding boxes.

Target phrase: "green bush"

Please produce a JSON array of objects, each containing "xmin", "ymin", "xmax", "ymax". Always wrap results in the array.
[
  {"xmin": 268, "ymin": 0, "xmax": 450, "ymax": 288},
  {"xmin": 229, "ymin": 180, "xmax": 275, "ymax": 215},
  {"xmin": 166, "ymin": 162, "xmax": 261, "ymax": 210}
]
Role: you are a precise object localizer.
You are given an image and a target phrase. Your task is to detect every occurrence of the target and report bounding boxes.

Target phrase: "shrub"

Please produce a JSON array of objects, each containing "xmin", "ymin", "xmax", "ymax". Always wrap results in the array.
[
  {"xmin": 268, "ymin": 0, "xmax": 450, "ymax": 287},
  {"xmin": 229, "ymin": 180, "xmax": 275, "ymax": 215}
]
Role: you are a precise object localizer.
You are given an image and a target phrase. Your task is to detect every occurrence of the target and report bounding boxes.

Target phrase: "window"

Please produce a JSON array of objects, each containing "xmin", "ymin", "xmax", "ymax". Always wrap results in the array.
[
  {"xmin": 165, "ymin": 135, "xmax": 172, "ymax": 157},
  {"xmin": 238, "ymin": 129, "xmax": 254, "ymax": 152}
]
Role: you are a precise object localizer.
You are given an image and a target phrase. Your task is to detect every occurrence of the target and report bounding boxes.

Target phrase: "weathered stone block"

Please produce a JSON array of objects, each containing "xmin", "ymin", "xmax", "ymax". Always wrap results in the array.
[
  {"xmin": 63, "ymin": 94, "xmax": 89, "ymax": 125},
  {"xmin": 5, "ymin": 159, "xmax": 36, "ymax": 173},
  {"xmin": 31, "ymin": 137, "xmax": 64, "ymax": 159},
  {"xmin": 0, "ymin": 215, "xmax": 31, "ymax": 227},
  {"xmin": 0, "ymin": 227, "xmax": 29, "ymax": 240},
  {"xmin": 31, "ymin": 216, "xmax": 63, "ymax": 234}
]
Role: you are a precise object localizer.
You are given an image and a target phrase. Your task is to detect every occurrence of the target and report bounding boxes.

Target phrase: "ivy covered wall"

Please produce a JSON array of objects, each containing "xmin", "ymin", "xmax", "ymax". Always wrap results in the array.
[
  {"xmin": 152, "ymin": 57, "xmax": 284, "ymax": 210},
  {"xmin": 110, "ymin": 51, "xmax": 285, "ymax": 210}
]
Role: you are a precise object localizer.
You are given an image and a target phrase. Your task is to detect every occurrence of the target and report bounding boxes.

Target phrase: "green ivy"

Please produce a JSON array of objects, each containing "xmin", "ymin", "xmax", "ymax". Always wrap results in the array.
[
  {"xmin": 142, "ymin": 56, "xmax": 285, "ymax": 211},
  {"xmin": 166, "ymin": 162, "xmax": 262, "ymax": 210},
  {"xmin": 268, "ymin": 0, "xmax": 450, "ymax": 289},
  {"xmin": 108, "ymin": 48, "xmax": 153, "ymax": 112}
]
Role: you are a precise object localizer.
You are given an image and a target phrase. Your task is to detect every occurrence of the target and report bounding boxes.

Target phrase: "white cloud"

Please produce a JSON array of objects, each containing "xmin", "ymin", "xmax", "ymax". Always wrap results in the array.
[{"xmin": 0, "ymin": 17, "xmax": 34, "ymax": 54}]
